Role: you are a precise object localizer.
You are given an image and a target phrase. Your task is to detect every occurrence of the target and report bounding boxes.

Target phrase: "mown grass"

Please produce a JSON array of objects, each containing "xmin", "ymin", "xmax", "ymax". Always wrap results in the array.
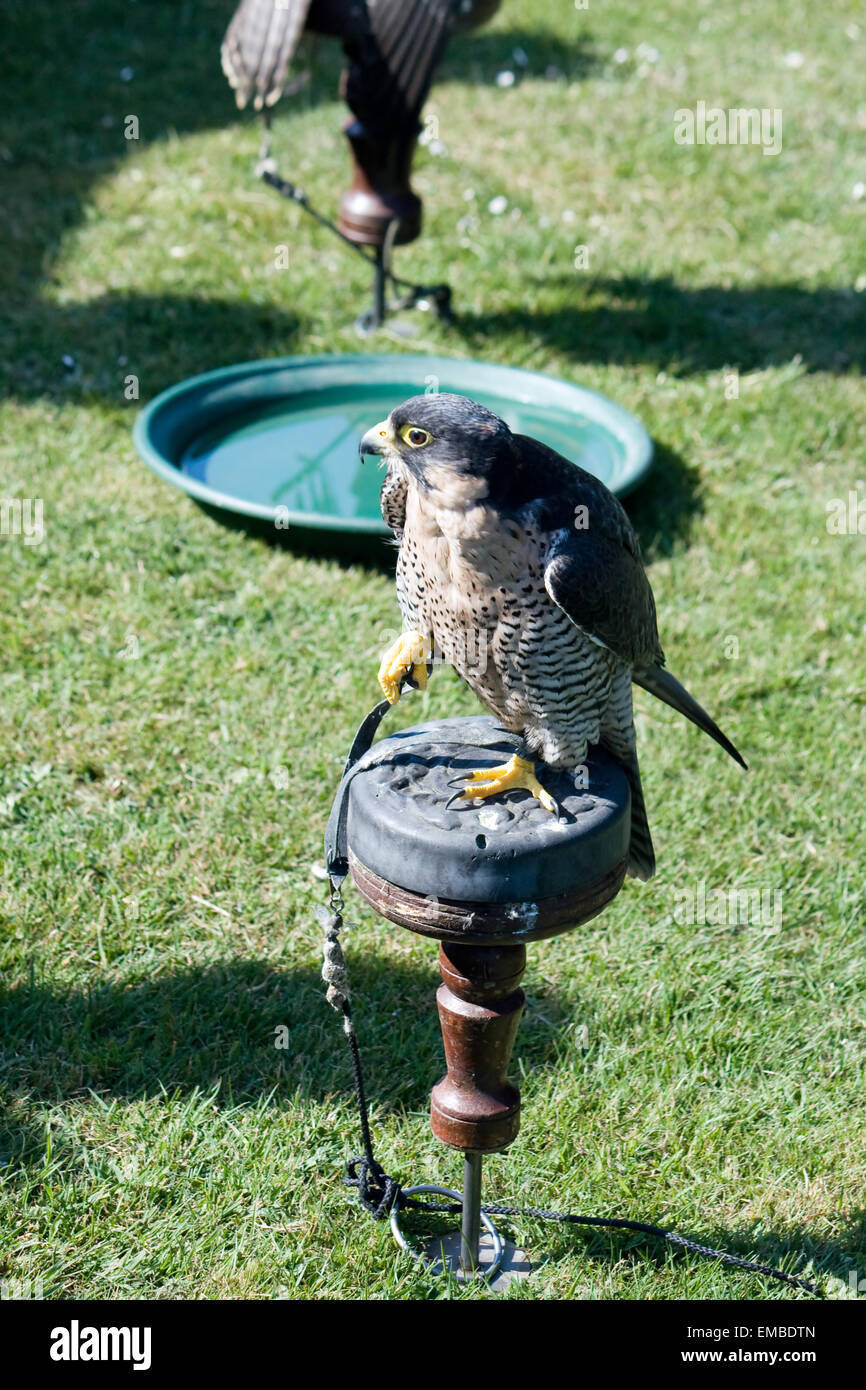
[{"xmin": 1, "ymin": 0, "xmax": 864, "ymax": 1300}]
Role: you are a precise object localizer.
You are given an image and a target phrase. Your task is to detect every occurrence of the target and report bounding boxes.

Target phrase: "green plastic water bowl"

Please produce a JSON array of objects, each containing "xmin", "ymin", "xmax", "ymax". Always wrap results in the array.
[{"xmin": 133, "ymin": 354, "xmax": 653, "ymax": 558}]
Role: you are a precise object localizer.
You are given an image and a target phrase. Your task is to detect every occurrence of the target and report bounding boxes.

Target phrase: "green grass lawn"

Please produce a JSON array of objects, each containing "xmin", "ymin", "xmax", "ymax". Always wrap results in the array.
[{"xmin": 1, "ymin": 0, "xmax": 865, "ymax": 1300}]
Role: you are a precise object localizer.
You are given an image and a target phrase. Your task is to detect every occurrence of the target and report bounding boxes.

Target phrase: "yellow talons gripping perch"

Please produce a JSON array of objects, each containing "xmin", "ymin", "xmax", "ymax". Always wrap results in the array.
[
  {"xmin": 460, "ymin": 753, "xmax": 557, "ymax": 814},
  {"xmin": 378, "ymin": 630, "xmax": 431, "ymax": 705}
]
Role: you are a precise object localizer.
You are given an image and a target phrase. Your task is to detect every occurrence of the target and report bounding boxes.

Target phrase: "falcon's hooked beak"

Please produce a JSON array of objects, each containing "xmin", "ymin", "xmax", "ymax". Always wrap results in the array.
[{"xmin": 359, "ymin": 419, "xmax": 395, "ymax": 461}]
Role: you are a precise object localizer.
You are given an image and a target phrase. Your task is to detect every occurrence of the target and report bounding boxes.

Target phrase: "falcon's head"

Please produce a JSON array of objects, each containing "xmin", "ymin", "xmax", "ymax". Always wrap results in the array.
[{"xmin": 360, "ymin": 394, "xmax": 516, "ymax": 503}]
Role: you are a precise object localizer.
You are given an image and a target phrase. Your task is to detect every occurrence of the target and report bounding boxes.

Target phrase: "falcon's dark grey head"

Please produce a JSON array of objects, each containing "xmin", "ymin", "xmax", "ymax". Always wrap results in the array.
[{"xmin": 359, "ymin": 393, "xmax": 516, "ymax": 504}]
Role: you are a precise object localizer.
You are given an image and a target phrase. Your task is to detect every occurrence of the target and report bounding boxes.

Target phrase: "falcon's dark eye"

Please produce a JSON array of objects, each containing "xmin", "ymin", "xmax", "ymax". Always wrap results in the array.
[{"xmin": 401, "ymin": 425, "xmax": 433, "ymax": 448}]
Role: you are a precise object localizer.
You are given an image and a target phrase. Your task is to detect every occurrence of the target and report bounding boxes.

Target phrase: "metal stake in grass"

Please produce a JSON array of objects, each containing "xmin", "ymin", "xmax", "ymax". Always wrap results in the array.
[{"xmin": 460, "ymin": 1152, "xmax": 483, "ymax": 1273}]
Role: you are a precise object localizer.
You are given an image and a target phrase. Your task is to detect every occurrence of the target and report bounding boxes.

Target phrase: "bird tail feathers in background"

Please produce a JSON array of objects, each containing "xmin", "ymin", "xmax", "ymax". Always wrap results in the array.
[
  {"xmin": 633, "ymin": 665, "xmax": 748, "ymax": 771},
  {"xmin": 222, "ymin": 0, "xmax": 309, "ymax": 111}
]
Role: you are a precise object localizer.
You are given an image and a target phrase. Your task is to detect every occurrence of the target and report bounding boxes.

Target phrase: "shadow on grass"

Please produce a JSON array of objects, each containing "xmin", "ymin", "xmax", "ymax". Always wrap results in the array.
[
  {"xmin": 0, "ymin": 953, "xmax": 572, "ymax": 1163},
  {"xmin": 4, "ymin": 293, "xmax": 303, "ymax": 406},
  {"xmin": 439, "ymin": 23, "xmax": 600, "ymax": 86},
  {"xmin": 2, "ymin": 4, "xmax": 632, "ymax": 572},
  {"xmin": 2, "ymin": 0, "xmax": 595, "ymax": 348},
  {"xmin": 620, "ymin": 438, "xmax": 702, "ymax": 562},
  {"xmin": 0, "ymin": 959, "xmax": 421, "ymax": 1109},
  {"xmin": 7, "ymin": 3, "xmax": 860, "ymax": 396},
  {"xmin": 519, "ymin": 1208, "xmax": 866, "ymax": 1295},
  {"xmin": 454, "ymin": 274, "xmax": 866, "ymax": 375},
  {"xmin": 3, "ymin": 956, "xmax": 861, "ymax": 1292}
]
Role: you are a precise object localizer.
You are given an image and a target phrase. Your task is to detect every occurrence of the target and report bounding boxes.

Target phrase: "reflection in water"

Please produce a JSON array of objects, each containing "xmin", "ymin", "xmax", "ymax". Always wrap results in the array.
[{"xmin": 181, "ymin": 391, "xmax": 623, "ymax": 523}]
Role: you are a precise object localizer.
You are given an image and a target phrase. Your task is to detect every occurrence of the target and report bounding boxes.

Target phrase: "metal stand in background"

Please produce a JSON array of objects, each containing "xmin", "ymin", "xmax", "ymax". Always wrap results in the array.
[
  {"xmin": 358, "ymin": 222, "xmax": 453, "ymax": 336},
  {"xmin": 256, "ymin": 119, "xmax": 453, "ymax": 334}
]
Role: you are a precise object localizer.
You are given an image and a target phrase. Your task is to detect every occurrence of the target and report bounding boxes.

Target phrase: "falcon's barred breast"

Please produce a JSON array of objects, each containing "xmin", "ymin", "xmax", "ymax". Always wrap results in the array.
[{"xmin": 361, "ymin": 394, "xmax": 746, "ymax": 881}]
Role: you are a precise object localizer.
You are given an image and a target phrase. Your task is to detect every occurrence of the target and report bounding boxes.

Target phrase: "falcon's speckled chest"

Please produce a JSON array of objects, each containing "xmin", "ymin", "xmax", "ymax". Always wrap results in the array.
[{"xmin": 394, "ymin": 478, "xmax": 621, "ymax": 768}]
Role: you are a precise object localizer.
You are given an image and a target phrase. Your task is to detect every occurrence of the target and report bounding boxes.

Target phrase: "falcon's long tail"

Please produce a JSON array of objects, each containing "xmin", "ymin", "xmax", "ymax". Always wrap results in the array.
[
  {"xmin": 623, "ymin": 751, "xmax": 655, "ymax": 882},
  {"xmin": 633, "ymin": 665, "xmax": 748, "ymax": 771}
]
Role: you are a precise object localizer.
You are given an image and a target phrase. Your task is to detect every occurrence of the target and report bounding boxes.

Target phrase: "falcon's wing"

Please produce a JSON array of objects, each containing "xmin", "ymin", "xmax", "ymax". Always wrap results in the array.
[
  {"xmin": 348, "ymin": 0, "xmax": 459, "ymax": 130},
  {"xmin": 221, "ymin": 0, "xmax": 313, "ymax": 110},
  {"xmin": 544, "ymin": 530, "xmax": 664, "ymax": 671},
  {"xmin": 510, "ymin": 436, "xmax": 664, "ymax": 670},
  {"xmin": 515, "ymin": 438, "xmax": 746, "ymax": 768}
]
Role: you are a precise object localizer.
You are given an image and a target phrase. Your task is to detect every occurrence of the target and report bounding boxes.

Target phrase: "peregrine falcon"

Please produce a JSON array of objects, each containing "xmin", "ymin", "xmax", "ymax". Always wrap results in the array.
[{"xmin": 360, "ymin": 394, "xmax": 747, "ymax": 882}]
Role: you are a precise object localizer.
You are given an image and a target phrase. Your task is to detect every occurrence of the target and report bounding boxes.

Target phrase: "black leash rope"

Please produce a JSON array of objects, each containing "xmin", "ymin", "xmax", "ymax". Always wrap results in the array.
[{"xmin": 320, "ymin": 697, "xmax": 822, "ymax": 1296}]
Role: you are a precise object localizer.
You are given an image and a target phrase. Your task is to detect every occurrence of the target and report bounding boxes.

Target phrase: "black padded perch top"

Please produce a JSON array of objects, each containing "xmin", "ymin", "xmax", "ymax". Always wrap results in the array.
[{"xmin": 333, "ymin": 716, "xmax": 631, "ymax": 946}]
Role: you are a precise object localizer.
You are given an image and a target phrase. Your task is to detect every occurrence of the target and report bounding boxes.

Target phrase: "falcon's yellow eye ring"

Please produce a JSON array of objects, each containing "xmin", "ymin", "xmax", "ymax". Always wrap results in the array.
[{"xmin": 400, "ymin": 425, "xmax": 433, "ymax": 449}]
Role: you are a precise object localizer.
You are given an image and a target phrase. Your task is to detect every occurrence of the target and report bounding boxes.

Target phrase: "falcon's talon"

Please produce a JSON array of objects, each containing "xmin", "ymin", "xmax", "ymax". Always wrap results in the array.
[
  {"xmin": 377, "ymin": 630, "xmax": 431, "ymax": 705},
  {"xmin": 458, "ymin": 753, "xmax": 558, "ymax": 815}
]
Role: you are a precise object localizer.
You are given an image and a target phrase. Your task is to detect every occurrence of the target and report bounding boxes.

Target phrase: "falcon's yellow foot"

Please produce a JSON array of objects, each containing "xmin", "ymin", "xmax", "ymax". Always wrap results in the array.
[
  {"xmin": 377, "ymin": 630, "xmax": 431, "ymax": 705},
  {"xmin": 460, "ymin": 753, "xmax": 558, "ymax": 814}
]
